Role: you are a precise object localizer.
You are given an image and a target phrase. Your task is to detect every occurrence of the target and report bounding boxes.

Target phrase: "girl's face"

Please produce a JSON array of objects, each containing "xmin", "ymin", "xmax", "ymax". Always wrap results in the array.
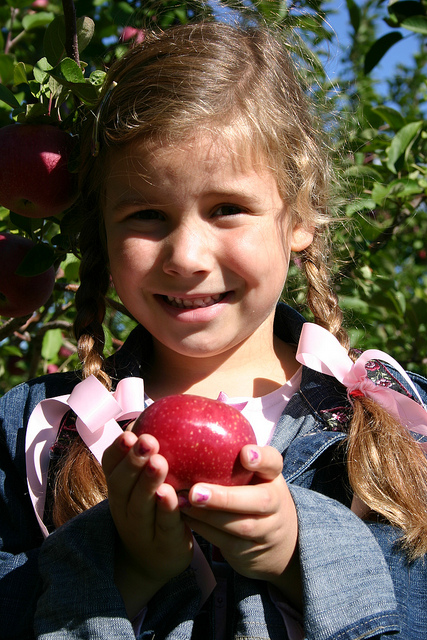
[{"xmin": 103, "ymin": 136, "xmax": 313, "ymax": 364}]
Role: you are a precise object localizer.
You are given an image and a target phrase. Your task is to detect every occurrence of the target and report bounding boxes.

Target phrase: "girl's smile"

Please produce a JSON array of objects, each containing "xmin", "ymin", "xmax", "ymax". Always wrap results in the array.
[{"xmin": 103, "ymin": 135, "xmax": 313, "ymax": 378}]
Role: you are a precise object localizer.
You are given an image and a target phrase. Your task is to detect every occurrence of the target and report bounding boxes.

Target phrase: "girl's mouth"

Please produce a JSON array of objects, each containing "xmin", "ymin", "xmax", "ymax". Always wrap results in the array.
[{"xmin": 163, "ymin": 293, "xmax": 226, "ymax": 309}]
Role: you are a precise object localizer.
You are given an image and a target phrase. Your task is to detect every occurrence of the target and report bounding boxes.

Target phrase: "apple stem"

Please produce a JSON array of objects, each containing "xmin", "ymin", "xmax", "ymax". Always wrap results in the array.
[{"xmin": 61, "ymin": 0, "xmax": 80, "ymax": 66}]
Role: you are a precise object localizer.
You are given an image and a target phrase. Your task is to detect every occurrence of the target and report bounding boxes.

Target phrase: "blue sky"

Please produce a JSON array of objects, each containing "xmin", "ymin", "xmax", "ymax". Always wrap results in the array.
[{"xmin": 326, "ymin": 0, "xmax": 421, "ymax": 92}]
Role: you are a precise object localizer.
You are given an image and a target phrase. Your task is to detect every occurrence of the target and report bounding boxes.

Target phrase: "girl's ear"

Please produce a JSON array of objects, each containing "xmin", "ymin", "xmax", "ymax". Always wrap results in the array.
[{"xmin": 290, "ymin": 223, "xmax": 314, "ymax": 252}]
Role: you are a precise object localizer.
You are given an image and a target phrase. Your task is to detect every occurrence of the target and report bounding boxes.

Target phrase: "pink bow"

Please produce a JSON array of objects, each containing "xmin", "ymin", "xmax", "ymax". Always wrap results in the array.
[
  {"xmin": 26, "ymin": 375, "xmax": 145, "ymax": 537},
  {"xmin": 296, "ymin": 323, "xmax": 427, "ymax": 443}
]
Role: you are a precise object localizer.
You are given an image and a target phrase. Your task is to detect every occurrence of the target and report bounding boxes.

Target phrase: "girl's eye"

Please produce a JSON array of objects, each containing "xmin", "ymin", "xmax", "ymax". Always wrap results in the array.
[
  {"xmin": 130, "ymin": 209, "xmax": 165, "ymax": 221},
  {"xmin": 212, "ymin": 204, "xmax": 245, "ymax": 217}
]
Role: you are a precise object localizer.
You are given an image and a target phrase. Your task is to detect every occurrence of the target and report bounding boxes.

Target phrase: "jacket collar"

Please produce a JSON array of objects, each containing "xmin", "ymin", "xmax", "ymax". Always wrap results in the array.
[{"xmin": 111, "ymin": 302, "xmax": 350, "ymax": 419}]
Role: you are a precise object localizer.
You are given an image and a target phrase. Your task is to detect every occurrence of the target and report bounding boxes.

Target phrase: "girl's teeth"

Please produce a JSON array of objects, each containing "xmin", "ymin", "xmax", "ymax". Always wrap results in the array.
[{"xmin": 166, "ymin": 294, "xmax": 222, "ymax": 308}]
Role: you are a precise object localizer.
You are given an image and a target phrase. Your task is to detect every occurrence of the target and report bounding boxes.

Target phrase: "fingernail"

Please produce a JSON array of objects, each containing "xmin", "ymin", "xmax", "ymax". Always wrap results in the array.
[
  {"xmin": 145, "ymin": 462, "xmax": 158, "ymax": 476},
  {"xmin": 120, "ymin": 437, "xmax": 132, "ymax": 451},
  {"xmin": 194, "ymin": 488, "xmax": 210, "ymax": 503},
  {"xmin": 137, "ymin": 440, "xmax": 150, "ymax": 456},
  {"xmin": 249, "ymin": 448, "xmax": 259, "ymax": 463}
]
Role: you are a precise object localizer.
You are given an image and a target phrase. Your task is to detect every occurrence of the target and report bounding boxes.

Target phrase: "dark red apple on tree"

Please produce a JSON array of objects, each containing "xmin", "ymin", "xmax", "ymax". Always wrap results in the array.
[
  {"xmin": 133, "ymin": 394, "xmax": 256, "ymax": 491},
  {"xmin": 0, "ymin": 233, "xmax": 56, "ymax": 318},
  {"xmin": 0, "ymin": 124, "xmax": 77, "ymax": 218}
]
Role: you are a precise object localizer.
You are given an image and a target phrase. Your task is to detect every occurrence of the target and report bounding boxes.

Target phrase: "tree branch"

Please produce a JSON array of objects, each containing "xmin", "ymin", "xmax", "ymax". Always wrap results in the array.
[
  {"xmin": 62, "ymin": 0, "xmax": 80, "ymax": 65},
  {"xmin": 0, "ymin": 314, "xmax": 32, "ymax": 342}
]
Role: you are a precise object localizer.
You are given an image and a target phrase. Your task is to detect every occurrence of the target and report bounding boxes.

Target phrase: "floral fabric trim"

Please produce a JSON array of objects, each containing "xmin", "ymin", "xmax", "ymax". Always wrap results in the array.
[{"xmin": 319, "ymin": 359, "xmax": 415, "ymax": 433}]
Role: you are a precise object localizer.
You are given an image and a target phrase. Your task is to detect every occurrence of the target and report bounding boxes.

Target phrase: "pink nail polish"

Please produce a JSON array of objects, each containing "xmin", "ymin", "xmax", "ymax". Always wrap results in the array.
[
  {"xmin": 249, "ymin": 448, "xmax": 259, "ymax": 462},
  {"xmin": 195, "ymin": 488, "xmax": 210, "ymax": 503},
  {"xmin": 137, "ymin": 440, "xmax": 150, "ymax": 456},
  {"xmin": 120, "ymin": 437, "xmax": 132, "ymax": 451}
]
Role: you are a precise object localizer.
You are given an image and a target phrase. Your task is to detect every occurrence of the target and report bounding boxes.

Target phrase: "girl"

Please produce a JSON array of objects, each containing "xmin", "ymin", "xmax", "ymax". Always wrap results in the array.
[{"xmin": 1, "ymin": 21, "xmax": 427, "ymax": 640}]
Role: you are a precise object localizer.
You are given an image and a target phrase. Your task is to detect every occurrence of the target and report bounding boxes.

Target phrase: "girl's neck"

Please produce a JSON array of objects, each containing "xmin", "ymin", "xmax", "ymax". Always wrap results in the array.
[{"xmin": 145, "ymin": 336, "xmax": 299, "ymax": 400}]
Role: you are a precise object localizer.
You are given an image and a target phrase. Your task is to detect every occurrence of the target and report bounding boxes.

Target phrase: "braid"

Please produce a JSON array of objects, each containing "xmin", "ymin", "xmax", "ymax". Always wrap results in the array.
[
  {"xmin": 52, "ymin": 436, "xmax": 108, "ymax": 528},
  {"xmin": 300, "ymin": 229, "xmax": 427, "ymax": 558},
  {"xmin": 53, "ymin": 206, "xmax": 112, "ymax": 527},
  {"xmin": 347, "ymin": 396, "xmax": 427, "ymax": 559},
  {"xmin": 301, "ymin": 229, "xmax": 349, "ymax": 349},
  {"xmin": 74, "ymin": 243, "xmax": 112, "ymax": 390}
]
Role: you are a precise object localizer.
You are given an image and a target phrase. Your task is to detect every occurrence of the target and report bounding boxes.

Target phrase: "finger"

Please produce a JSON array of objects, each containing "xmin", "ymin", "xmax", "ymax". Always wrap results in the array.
[
  {"xmin": 183, "ymin": 514, "xmax": 242, "ymax": 550},
  {"xmin": 155, "ymin": 484, "xmax": 192, "ymax": 537},
  {"xmin": 187, "ymin": 475, "xmax": 284, "ymax": 514},
  {"xmin": 125, "ymin": 451, "xmax": 170, "ymax": 515},
  {"xmin": 240, "ymin": 444, "xmax": 284, "ymax": 482},
  {"xmin": 102, "ymin": 431, "xmax": 138, "ymax": 477},
  {"xmin": 105, "ymin": 434, "xmax": 161, "ymax": 505}
]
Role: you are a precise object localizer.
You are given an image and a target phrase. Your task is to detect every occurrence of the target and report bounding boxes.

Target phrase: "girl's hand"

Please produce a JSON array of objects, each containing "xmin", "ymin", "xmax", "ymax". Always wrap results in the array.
[
  {"xmin": 180, "ymin": 445, "xmax": 302, "ymax": 609},
  {"xmin": 102, "ymin": 431, "xmax": 194, "ymax": 617}
]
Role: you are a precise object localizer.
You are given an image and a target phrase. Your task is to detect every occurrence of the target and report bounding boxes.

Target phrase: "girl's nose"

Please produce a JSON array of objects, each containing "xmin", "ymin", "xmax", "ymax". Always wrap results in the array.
[{"xmin": 163, "ymin": 221, "xmax": 215, "ymax": 276}]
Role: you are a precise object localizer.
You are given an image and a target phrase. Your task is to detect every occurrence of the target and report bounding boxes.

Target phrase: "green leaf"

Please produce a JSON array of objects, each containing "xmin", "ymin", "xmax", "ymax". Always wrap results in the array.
[
  {"xmin": 9, "ymin": 211, "xmax": 36, "ymax": 235},
  {"xmin": 61, "ymin": 253, "xmax": 80, "ymax": 281},
  {"xmin": 401, "ymin": 15, "xmax": 427, "ymax": 34},
  {"xmin": 22, "ymin": 11, "xmax": 54, "ymax": 32},
  {"xmin": 15, "ymin": 243, "xmax": 55, "ymax": 277},
  {"xmin": 371, "ymin": 182, "xmax": 392, "ymax": 205},
  {"xmin": 346, "ymin": 0, "xmax": 361, "ymax": 33},
  {"xmin": 345, "ymin": 198, "xmax": 377, "ymax": 216},
  {"xmin": 0, "ymin": 54, "xmax": 15, "ymax": 86},
  {"xmin": 13, "ymin": 61, "xmax": 27, "ymax": 86},
  {"xmin": 344, "ymin": 164, "xmax": 383, "ymax": 181},
  {"xmin": 33, "ymin": 57, "xmax": 52, "ymax": 83},
  {"xmin": 386, "ymin": 290, "xmax": 406, "ymax": 315},
  {"xmin": 22, "ymin": 102, "xmax": 49, "ymax": 121},
  {"xmin": 339, "ymin": 295, "xmax": 370, "ymax": 313},
  {"xmin": 386, "ymin": 121, "xmax": 423, "ymax": 173},
  {"xmin": 56, "ymin": 58, "xmax": 85, "ymax": 83},
  {"xmin": 364, "ymin": 32, "xmax": 403, "ymax": 74},
  {"xmin": 371, "ymin": 177, "xmax": 422, "ymax": 203},
  {"xmin": 66, "ymin": 82, "xmax": 98, "ymax": 104},
  {"xmin": 371, "ymin": 106, "xmax": 405, "ymax": 131},
  {"xmin": 42, "ymin": 328, "xmax": 63, "ymax": 361},
  {"xmin": 5, "ymin": 0, "xmax": 30, "ymax": 8},
  {"xmin": 43, "ymin": 16, "xmax": 66, "ymax": 66},
  {"xmin": 43, "ymin": 15, "xmax": 95, "ymax": 68},
  {"xmin": 76, "ymin": 16, "xmax": 95, "ymax": 53},
  {"xmin": 388, "ymin": 1, "xmax": 425, "ymax": 20},
  {"xmin": 89, "ymin": 70, "xmax": 106, "ymax": 86},
  {"xmin": 0, "ymin": 84, "xmax": 20, "ymax": 108}
]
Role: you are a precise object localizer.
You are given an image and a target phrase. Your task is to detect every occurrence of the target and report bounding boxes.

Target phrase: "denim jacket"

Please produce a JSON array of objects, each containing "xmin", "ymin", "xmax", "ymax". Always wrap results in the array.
[{"xmin": 1, "ymin": 303, "xmax": 426, "ymax": 640}]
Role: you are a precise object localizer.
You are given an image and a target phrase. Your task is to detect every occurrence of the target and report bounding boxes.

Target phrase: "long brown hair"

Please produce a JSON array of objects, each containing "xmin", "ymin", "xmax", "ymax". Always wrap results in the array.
[{"xmin": 52, "ymin": 22, "xmax": 427, "ymax": 559}]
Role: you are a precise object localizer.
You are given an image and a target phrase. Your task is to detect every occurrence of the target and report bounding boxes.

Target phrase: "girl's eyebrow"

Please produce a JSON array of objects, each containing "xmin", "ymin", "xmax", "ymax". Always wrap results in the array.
[
  {"xmin": 110, "ymin": 188, "xmax": 261, "ymax": 208},
  {"xmin": 109, "ymin": 197, "xmax": 166, "ymax": 214}
]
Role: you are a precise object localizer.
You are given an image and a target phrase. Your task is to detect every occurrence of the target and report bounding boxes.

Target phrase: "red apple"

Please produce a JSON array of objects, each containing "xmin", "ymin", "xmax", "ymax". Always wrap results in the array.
[
  {"xmin": 0, "ymin": 124, "xmax": 78, "ymax": 218},
  {"xmin": 133, "ymin": 394, "xmax": 256, "ymax": 491},
  {"xmin": 0, "ymin": 233, "xmax": 56, "ymax": 317}
]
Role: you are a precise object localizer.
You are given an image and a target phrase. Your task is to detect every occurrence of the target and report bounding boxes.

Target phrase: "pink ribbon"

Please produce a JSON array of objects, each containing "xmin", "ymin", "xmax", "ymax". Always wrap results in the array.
[
  {"xmin": 296, "ymin": 323, "xmax": 427, "ymax": 443},
  {"xmin": 25, "ymin": 375, "xmax": 145, "ymax": 537}
]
